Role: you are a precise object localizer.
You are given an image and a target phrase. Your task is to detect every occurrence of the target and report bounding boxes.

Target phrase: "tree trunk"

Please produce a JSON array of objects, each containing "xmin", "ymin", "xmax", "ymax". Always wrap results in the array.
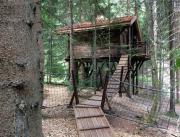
[
  {"xmin": 0, "ymin": 0, "xmax": 43, "ymax": 136},
  {"xmin": 69, "ymin": 0, "xmax": 75, "ymax": 81},
  {"xmin": 174, "ymin": 1, "xmax": 180, "ymax": 104},
  {"xmin": 169, "ymin": 0, "xmax": 176, "ymax": 114},
  {"xmin": 145, "ymin": 0, "xmax": 160, "ymax": 123},
  {"xmin": 177, "ymin": 70, "xmax": 180, "ymax": 103},
  {"xmin": 92, "ymin": 0, "xmax": 97, "ymax": 91},
  {"xmin": 127, "ymin": 0, "xmax": 130, "ymax": 15},
  {"xmin": 134, "ymin": 0, "xmax": 138, "ymax": 17}
]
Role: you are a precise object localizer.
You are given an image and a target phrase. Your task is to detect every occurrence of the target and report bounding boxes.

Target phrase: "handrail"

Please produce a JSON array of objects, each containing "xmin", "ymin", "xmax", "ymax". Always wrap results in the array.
[{"xmin": 110, "ymin": 76, "xmax": 164, "ymax": 93}]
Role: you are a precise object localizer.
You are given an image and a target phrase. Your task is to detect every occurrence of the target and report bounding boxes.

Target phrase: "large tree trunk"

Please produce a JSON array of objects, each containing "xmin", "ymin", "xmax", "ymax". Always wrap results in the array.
[
  {"xmin": 0, "ymin": 0, "xmax": 43, "ymax": 136},
  {"xmin": 174, "ymin": 1, "xmax": 180, "ymax": 104},
  {"xmin": 145, "ymin": 0, "xmax": 160, "ymax": 123}
]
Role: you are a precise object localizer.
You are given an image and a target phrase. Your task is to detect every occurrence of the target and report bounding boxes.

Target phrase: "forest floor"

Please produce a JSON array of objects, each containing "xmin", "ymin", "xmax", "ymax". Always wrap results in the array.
[{"xmin": 42, "ymin": 85, "xmax": 179, "ymax": 137}]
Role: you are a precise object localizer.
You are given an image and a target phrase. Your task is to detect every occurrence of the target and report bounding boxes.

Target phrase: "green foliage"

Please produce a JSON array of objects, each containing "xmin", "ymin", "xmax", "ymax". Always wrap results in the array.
[{"xmin": 177, "ymin": 58, "xmax": 180, "ymax": 69}]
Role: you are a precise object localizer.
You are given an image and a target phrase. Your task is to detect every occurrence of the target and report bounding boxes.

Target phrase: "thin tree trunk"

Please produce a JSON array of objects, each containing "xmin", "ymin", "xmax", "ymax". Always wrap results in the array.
[
  {"xmin": 49, "ymin": 32, "xmax": 53, "ymax": 84},
  {"xmin": 92, "ymin": 0, "xmax": 97, "ymax": 91},
  {"xmin": 0, "ymin": 0, "xmax": 43, "ymax": 136},
  {"xmin": 127, "ymin": 0, "xmax": 130, "ymax": 15},
  {"xmin": 69, "ymin": 0, "xmax": 75, "ymax": 81},
  {"xmin": 134, "ymin": 0, "xmax": 138, "ymax": 17},
  {"xmin": 79, "ymin": 0, "xmax": 83, "ymax": 22},
  {"xmin": 169, "ymin": 0, "xmax": 176, "ymax": 114},
  {"xmin": 177, "ymin": 70, "xmax": 180, "ymax": 103}
]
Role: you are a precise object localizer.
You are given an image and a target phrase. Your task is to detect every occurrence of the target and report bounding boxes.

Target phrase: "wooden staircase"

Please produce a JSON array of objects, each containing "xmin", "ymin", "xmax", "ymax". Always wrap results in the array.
[
  {"xmin": 107, "ymin": 55, "xmax": 129, "ymax": 98},
  {"xmin": 73, "ymin": 55, "xmax": 129, "ymax": 137}
]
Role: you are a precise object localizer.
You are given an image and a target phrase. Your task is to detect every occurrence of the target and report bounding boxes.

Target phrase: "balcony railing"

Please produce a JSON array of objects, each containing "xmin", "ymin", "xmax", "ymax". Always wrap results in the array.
[
  {"xmin": 131, "ymin": 42, "xmax": 150, "ymax": 57},
  {"xmin": 66, "ymin": 42, "xmax": 150, "ymax": 59}
]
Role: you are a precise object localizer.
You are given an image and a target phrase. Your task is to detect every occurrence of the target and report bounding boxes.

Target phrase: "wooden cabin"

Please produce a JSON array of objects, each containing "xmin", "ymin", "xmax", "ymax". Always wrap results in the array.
[{"xmin": 57, "ymin": 16, "xmax": 150, "ymax": 90}]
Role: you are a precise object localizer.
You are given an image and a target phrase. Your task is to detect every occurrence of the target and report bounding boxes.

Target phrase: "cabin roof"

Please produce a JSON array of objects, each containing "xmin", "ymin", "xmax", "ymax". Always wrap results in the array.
[
  {"xmin": 56, "ymin": 16, "xmax": 142, "ymax": 41},
  {"xmin": 57, "ymin": 16, "xmax": 137, "ymax": 33}
]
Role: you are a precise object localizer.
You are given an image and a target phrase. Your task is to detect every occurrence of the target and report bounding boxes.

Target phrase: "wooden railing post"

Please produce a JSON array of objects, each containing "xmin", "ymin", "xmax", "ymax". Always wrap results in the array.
[
  {"xmin": 99, "ymin": 68, "xmax": 103, "ymax": 89},
  {"xmin": 68, "ymin": 70, "xmax": 79, "ymax": 107},
  {"xmin": 119, "ymin": 66, "xmax": 124, "ymax": 97}
]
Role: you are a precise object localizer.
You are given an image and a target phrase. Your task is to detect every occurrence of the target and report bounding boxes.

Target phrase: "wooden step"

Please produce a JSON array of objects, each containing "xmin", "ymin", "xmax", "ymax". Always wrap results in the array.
[
  {"xmin": 107, "ymin": 85, "xmax": 119, "ymax": 89},
  {"xmin": 74, "ymin": 106, "xmax": 113, "ymax": 137},
  {"xmin": 81, "ymin": 100, "xmax": 102, "ymax": 107},
  {"xmin": 79, "ymin": 128, "xmax": 113, "ymax": 137},
  {"xmin": 74, "ymin": 107, "xmax": 104, "ymax": 119}
]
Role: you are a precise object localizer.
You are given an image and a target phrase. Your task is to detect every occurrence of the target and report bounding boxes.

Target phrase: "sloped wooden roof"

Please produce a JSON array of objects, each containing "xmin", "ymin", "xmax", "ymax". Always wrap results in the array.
[{"xmin": 57, "ymin": 16, "xmax": 136, "ymax": 32}]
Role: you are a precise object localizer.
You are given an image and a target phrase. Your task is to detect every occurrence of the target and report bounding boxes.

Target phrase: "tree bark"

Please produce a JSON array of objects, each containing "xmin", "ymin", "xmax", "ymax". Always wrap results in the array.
[
  {"xmin": 177, "ymin": 70, "xmax": 180, "ymax": 103},
  {"xmin": 134, "ymin": 0, "xmax": 138, "ymax": 17},
  {"xmin": 69, "ymin": 0, "xmax": 75, "ymax": 82},
  {"xmin": 145, "ymin": 0, "xmax": 160, "ymax": 123},
  {"xmin": 92, "ymin": 0, "xmax": 97, "ymax": 91},
  {"xmin": 174, "ymin": 0, "xmax": 180, "ymax": 104},
  {"xmin": 127, "ymin": 0, "xmax": 130, "ymax": 15},
  {"xmin": 0, "ymin": 0, "xmax": 43, "ymax": 136},
  {"xmin": 169, "ymin": 0, "xmax": 176, "ymax": 113}
]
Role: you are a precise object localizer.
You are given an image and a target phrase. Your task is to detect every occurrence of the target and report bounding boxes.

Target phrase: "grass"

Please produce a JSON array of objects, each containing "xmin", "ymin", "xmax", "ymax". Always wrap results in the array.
[{"xmin": 165, "ymin": 111, "xmax": 179, "ymax": 119}]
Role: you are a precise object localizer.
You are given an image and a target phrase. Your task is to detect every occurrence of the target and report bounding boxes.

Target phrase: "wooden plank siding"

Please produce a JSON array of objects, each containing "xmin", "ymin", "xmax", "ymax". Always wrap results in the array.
[{"xmin": 72, "ymin": 43, "xmax": 148, "ymax": 59}]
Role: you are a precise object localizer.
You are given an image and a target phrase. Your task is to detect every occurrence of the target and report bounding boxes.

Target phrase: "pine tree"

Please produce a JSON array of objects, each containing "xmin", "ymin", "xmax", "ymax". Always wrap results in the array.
[{"xmin": 0, "ymin": 0, "xmax": 43, "ymax": 136}]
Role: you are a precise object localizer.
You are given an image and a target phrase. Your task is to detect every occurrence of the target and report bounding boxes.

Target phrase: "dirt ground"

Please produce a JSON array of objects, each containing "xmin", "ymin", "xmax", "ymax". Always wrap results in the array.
[{"xmin": 42, "ymin": 85, "xmax": 178, "ymax": 137}]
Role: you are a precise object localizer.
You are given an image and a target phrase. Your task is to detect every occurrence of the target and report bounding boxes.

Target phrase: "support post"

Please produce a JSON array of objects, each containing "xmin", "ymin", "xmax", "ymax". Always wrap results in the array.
[
  {"xmin": 99, "ymin": 68, "xmax": 103, "ymax": 89},
  {"xmin": 119, "ymin": 66, "xmax": 124, "ymax": 97},
  {"xmin": 131, "ymin": 60, "xmax": 135, "ymax": 95},
  {"xmin": 135, "ymin": 62, "xmax": 139, "ymax": 95},
  {"xmin": 128, "ymin": 26, "xmax": 132, "ymax": 94},
  {"xmin": 126, "ymin": 58, "xmax": 132, "ymax": 98},
  {"xmin": 74, "ymin": 61, "xmax": 79, "ymax": 84},
  {"xmin": 101, "ymin": 71, "xmax": 111, "ymax": 110},
  {"xmin": 68, "ymin": 70, "xmax": 79, "ymax": 107}
]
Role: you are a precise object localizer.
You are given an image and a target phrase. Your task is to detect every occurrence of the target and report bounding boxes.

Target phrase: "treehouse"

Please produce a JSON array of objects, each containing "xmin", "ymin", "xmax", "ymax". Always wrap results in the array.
[{"xmin": 57, "ymin": 16, "xmax": 150, "ymax": 92}]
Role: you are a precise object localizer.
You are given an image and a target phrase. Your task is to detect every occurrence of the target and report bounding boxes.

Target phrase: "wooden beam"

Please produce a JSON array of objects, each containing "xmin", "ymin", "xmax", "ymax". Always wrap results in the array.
[
  {"xmin": 79, "ymin": 126, "xmax": 110, "ymax": 131},
  {"xmin": 76, "ymin": 114, "xmax": 104, "ymax": 119}
]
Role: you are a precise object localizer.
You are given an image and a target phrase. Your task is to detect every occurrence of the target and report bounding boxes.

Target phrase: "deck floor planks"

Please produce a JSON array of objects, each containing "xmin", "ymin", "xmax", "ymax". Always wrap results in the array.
[
  {"xmin": 79, "ymin": 128, "xmax": 113, "ymax": 137},
  {"xmin": 77, "ymin": 116, "xmax": 109, "ymax": 130},
  {"xmin": 74, "ymin": 104, "xmax": 113, "ymax": 137}
]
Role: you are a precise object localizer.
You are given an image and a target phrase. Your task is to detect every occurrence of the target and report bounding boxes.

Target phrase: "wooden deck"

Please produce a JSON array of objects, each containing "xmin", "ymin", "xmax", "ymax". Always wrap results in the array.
[{"xmin": 73, "ymin": 55, "xmax": 129, "ymax": 137}]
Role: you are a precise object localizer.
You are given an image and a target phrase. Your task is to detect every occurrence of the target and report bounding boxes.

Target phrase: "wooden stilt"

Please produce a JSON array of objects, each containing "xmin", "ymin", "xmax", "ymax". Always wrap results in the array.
[
  {"xmin": 68, "ymin": 70, "xmax": 79, "ymax": 107},
  {"xmin": 135, "ymin": 62, "xmax": 139, "ymax": 95},
  {"xmin": 132, "ymin": 71, "xmax": 135, "ymax": 95},
  {"xmin": 101, "ymin": 71, "xmax": 111, "ymax": 110},
  {"xmin": 119, "ymin": 66, "xmax": 124, "ymax": 97}
]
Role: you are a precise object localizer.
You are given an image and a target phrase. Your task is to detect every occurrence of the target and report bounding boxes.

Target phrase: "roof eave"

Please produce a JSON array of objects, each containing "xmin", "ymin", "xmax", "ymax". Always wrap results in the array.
[{"xmin": 57, "ymin": 22, "xmax": 131, "ymax": 35}]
